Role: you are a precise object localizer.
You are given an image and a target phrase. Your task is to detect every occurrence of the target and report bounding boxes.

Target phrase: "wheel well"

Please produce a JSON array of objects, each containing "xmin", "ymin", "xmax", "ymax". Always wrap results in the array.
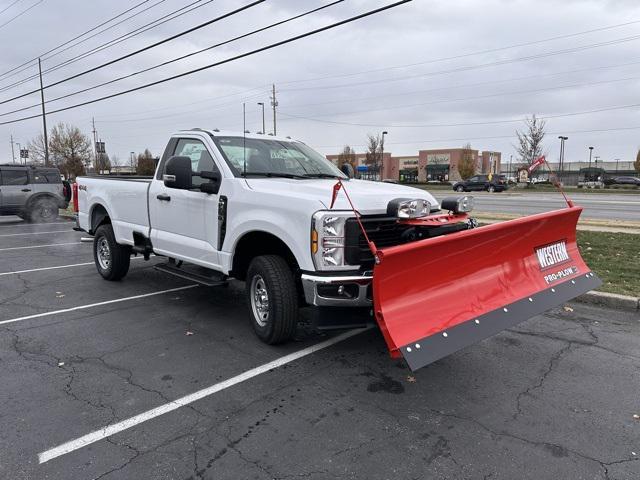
[
  {"xmin": 231, "ymin": 231, "xmax": 299, "ymax": 281},
  {"xmin": 90, "ymin": 204, "xmax": 111, "ymax": 234}
]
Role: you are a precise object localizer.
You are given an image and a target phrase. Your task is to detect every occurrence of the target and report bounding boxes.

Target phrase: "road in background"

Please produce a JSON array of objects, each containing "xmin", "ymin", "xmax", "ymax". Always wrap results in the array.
[{"xmin": 431, "ymin": 192, "xmax": 640, "ymax": 221}]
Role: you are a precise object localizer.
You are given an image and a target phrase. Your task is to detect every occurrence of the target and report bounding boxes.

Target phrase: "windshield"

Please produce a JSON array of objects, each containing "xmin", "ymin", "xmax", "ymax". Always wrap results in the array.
[{"xmin": 214, "ymin": 136, "xmax": 346, "ymax": 179}]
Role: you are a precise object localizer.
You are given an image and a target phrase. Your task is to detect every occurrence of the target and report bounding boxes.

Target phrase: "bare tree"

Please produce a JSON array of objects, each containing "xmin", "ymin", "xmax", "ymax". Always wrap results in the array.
[
  {"xmin": 46, "ymin": 122, "xmax": 92, "ymax": 179},
  {"xmin": 95, "ymin": 153, "xmax": 111, "ymax": 173},
  {"xmin": 364, "ymin": 133, "xmax": 381, "ymax": 167},
  {"xmin": 515, "ymin": 114, "xmax": 546, "ymax": 165},
  {"xmin": 337, "ymin": 145, "xmax": 356, "ymax": 168},
  {"xmin": 110, "ymin": 154, "xmax": 121, "ymax": 168},
  {"xmin": 458, "ymin": 143, "xmax": 476, "ymax": 180},
  {"xmin": 26, "ymin": 133, "xmax": 47, "ymax": 165},
  {"xmin": 635, "ymin": 148, "xmax": 640, "ymax": 174},
  {"xmin": 136, "ymin": 149, "xmax": 155, "ymax": 175}
]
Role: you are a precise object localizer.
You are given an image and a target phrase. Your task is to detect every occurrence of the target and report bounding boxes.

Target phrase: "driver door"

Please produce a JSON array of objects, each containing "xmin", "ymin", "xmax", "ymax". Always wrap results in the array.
[{"xmin": 149, "ymin": 137, "xmax": 221, "ymax": 268}]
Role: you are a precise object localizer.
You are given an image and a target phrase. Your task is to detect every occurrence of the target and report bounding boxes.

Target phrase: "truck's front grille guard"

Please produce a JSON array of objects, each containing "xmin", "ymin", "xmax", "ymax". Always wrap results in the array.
[{"xmin": 345, "ymin": 217, "xmax": 414, "ymax": 267}]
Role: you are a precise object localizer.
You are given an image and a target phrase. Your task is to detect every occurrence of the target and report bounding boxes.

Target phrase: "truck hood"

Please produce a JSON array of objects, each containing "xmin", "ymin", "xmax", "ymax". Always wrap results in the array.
[{"xmin": 244, "ymin": 178, "xmax": 438, "ymax": 215}]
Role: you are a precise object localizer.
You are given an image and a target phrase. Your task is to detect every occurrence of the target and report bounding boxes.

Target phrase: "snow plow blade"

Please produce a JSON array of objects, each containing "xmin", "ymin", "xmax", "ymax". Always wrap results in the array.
[{"xmin": 372, "ymin": 206, "xmax": 601, "ymax": 371}]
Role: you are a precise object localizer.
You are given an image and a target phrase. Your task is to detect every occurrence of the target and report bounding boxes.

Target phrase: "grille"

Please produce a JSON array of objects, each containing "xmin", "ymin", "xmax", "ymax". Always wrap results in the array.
[{"xmin": 344, "ymin": 216, "xmax": 414, "ymax": 267}]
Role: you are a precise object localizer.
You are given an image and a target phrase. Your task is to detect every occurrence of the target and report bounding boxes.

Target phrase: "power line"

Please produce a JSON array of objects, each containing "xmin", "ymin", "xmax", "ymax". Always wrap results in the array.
[
  {"xmin": 280, "ymin": 33, "xmax": 640, "ymax": 93},
  {"xmin": 0, "ymin": 0, "xmax": 173, "ymax": 90},
  {"xmin": 0, "ymin": 0, "xmax": 44, "ymax": 31},
  {"xmin": 1, "ymin": 0, "xmax": 345, "ymax": 117},
  {"xmin": 0, "ymin": 0, "xmax": 413, "ymax": 126},
  {"xmin": 0, "ymin": 0, "xmax": 25, "ymax": 16},
  {"xmin": 277, "ymin": 18, "xmax": 640, "ymax": 88},
  {"xmin": 279, "ymin": 75, "xmax": 640, "ymax": 119},
  {"xmin": 0, "ymin": 0, "xmax": 152, "ymax": 82},
  {"xmin": 312, "ymin": 125, "xmax": 640, "ymax": 150},
  {"xmin": 0, "ymin": 0, "xmax": 264, "ymax": 106},
  {"xmin": 279, "ymin": 102, "xmax": 640, "ymax": 129}
]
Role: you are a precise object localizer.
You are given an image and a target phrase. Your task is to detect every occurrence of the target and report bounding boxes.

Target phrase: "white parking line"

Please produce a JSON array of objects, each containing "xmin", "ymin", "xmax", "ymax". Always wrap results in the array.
[
  {"xmin": 0, "ymin": 230, "xmax": 75, "ymax": 237},
  {"xmin": 0, "ymin": 242, "xmax": 83, "ymax": 252},
  {"xmin": 37, "ymin": 326, "xmax": 370, "ymax": 464},
  {"xmin": 0, "ymin": 285, "xmax": 199, "ymax": 327},
  {"xmin": 0, "ymin": 256, "xmax": 145, "ymax": 277},
  {"xmin": 0, "ymin": 221, "xmax": 72, "ymax": 228}
]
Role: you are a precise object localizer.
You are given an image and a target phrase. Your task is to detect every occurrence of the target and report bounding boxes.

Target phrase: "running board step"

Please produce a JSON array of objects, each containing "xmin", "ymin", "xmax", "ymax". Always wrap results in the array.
[{"xmin": 155, "ymin": 262, "xmax": 227, "ymax": 286}]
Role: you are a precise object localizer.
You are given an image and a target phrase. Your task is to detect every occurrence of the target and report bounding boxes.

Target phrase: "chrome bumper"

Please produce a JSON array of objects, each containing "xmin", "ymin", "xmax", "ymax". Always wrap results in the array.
[{"xmin": 300, "ymin": 273, "xmax": 372, "ymax": 307}]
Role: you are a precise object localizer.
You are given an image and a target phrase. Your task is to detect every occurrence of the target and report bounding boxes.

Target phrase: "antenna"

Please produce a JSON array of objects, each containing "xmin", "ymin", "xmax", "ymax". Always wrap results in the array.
[{"xmin": 243, "ymin": 102, "xmax": 247, "ymax": 177}]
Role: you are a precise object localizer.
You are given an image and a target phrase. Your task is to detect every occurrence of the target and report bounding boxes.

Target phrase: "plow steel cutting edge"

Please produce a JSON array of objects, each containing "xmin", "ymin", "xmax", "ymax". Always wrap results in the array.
[{"xmin": 372, "ymin": 206, "xmax": 601, "ymax": 371}]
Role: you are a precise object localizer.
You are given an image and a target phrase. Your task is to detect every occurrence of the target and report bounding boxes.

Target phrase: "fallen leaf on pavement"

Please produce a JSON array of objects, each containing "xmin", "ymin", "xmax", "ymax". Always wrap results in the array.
[
  {"xmin": 406, "ymin": 376, "xmax": 416, "ymax": 383},
  {"xmin": 563, "ymin": 306, "xmax": 574, "ymax": 312},
  {"xmin": 185, "ymin": 331, "xmax": 194, "ymax": 336},
  {"xmin": 57, "ymin": 362, "xmax": 64, "ymax": 367}
]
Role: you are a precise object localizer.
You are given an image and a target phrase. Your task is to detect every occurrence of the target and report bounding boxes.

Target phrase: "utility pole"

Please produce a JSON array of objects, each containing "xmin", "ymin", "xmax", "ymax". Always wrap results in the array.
[
  {"xmin": 92, "ymin": 117, "xmax": 98, "ymax": 174},
  {"xmin": 10, "ymin": 135, "xmax": 15, "ymax": 163},
  {"xmin": 38, "ymin": 58, "xmax": 50, "ymax": 166},
  {"xmin": 270, "ymin": 84, "xmax": 278, "ymax": 135}
]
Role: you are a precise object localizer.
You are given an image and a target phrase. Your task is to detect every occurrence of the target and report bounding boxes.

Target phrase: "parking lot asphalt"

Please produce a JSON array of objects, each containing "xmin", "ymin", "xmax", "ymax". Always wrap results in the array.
[{"xmin": 0, "ymin": 216, "xmax": 639, "ymax": 480}]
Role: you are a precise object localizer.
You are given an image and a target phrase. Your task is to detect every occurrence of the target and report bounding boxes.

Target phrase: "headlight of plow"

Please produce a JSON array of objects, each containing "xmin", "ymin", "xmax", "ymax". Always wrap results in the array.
[
  {"xmin": 441, "ymin": 196, "xmax": 474, "ymax": 214},
  {"xmin": 387, "ymin": 198, "xmax": 431, "ymax": 219},
  {"xmin": 311, "ymin": 211, "xmax": 353, "ymax": 270}
]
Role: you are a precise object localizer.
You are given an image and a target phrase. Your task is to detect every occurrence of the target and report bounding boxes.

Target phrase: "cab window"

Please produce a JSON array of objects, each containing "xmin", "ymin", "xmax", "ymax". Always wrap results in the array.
[
  {"xmin": 172, "ymin": 138, "xmax": 218, "ymax": 187},
  {"xmin": 1, "ymin": 169, "xmax": 28, "ymax": 185}
]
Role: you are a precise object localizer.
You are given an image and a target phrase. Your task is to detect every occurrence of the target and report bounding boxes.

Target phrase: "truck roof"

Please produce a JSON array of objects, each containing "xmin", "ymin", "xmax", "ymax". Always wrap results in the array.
[{"xmin": 175, "ymin": 128, "xmax": 300, "ymax": 144}]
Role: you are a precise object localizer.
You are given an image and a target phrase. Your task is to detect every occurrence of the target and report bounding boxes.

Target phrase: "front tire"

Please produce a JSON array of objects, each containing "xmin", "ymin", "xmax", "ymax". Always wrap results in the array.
[
  {"xmin": 246, "ymin": 255, "xmax": 297, "ymax": 345},
  {"xmin": 93, "ymin": 224, "xmax": 131, "ymax": 281},
  {"xmin": 487, "ymin": 185, "xmax": 496, "ymax": 193},
  {"xmin": 455, "ymin": 185, "xmax": 465, "ymax": 192}
]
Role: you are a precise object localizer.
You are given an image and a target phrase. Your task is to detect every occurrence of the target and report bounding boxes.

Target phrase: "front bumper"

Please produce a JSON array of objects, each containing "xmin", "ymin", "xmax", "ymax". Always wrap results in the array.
[{"xmin": 301, "ymin": 273, "xmax": 372, "ymax": 307}]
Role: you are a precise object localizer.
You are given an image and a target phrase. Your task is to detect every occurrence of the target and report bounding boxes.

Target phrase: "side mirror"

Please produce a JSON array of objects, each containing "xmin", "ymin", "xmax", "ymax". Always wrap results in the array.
[{"xmin": 164, "ymin": 156, "xmax": 192, "ymax": 189}]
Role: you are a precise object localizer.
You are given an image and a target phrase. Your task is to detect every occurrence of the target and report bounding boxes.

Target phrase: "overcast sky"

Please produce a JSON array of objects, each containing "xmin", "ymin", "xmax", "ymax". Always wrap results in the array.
[{"xmin": 0, "ymin": 0, "xmax": 638, "ymax": 166}]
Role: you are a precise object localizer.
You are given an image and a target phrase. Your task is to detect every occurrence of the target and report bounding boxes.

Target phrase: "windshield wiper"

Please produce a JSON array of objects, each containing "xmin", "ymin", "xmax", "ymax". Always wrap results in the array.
[
  {"xmin": 302, "ymin": 173, "xmax": 346, "ymax": 179},
  {"xmin": 241, "ymin": 171, "xmax": 307, "ymax": 179}
]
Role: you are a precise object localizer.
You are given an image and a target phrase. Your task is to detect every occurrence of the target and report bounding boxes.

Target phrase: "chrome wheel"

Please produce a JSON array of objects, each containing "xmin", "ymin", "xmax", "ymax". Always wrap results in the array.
[
  {"xmin": 96, "ymin": 237, "xmax": 112, "ymax": 271},
  {"xmin": 250, "ymin": 274, "xmax": 269, "ymax": 327}
]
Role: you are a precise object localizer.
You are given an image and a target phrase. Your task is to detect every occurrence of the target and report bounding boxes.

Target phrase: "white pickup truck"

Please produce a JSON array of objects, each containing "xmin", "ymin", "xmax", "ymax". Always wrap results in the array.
[
  {"xmin": 76, "ymin": 128, "xmax": 600, "ymax": 370},
  {"xmin": 75, "ymin": 129, "xmax": 476, "ymax": 344}
]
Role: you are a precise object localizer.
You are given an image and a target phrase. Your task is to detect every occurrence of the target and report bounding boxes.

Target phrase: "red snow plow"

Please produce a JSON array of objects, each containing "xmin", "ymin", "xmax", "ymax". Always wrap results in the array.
[{"xmin": 371, "ymin": 206, "xmax": 601, "ymax": 370}]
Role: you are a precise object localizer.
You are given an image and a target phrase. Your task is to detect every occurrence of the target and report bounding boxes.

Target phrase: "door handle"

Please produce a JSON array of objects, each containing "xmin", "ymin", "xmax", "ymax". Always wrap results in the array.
[
  {"xmin": 156, "ymin": 194, "xmax": 171, "ymax": 201},
  {"xmin": 21, "ymin": 188, "xmax": 31, "ymax": 192}
]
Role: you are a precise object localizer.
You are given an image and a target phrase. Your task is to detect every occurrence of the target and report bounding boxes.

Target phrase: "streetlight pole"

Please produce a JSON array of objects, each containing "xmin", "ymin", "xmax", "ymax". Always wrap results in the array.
[
  {"xmin": 557, "ymin": 136, "xmax": 568, "ymax": 174},
  {"xmin": 588, "ymin": 146, "xmax": 593, "ymax": 170},
  {"xmin": 509, "ymin": 154, "xmax": 512, "ymax": 180},
  {"xmin": 257, "ymin": 102, "xmax": 265, "ymax": 134},
  {"xmin": 16, "ymin": 142, "xmax": 21, "ymax": 165},
  {"xmin": 380, "ymin": 131, "xmax": 388, "ymax": 181}
]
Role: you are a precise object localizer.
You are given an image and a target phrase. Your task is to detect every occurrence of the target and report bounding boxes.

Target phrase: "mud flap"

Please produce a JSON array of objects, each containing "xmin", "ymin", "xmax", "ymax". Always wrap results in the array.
[{"xmin": 372, "ymin": 207, "xmax": 601, "ymax": 371}]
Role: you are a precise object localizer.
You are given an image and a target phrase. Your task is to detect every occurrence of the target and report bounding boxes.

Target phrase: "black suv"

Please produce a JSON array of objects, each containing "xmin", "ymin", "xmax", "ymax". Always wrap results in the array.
[
  {"xmin": 0, "ymin": 165, "xmax": 70, "ymax": 222},
  {"xmin": 603, "ymin": 176, "xmax": 640, "ymax": 188},
  {"xmin": 452, "ymin": 174, "xmax": 508, "ymax": 193}
]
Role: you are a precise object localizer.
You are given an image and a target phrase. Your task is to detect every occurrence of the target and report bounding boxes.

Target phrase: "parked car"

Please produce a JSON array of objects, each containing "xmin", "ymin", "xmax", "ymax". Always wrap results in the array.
[
  {"xmin": 73, "ymin": 129, "xmax": 597, "ymax": 371},
  {"xmin": 0, "ymin": 164, "xmax": 69, "ymax": 222},
  {"xmin": 452, "ymin": 174, "xmax": 508, "ymax": 192},
  {"xmin": 603, "ymin": 176, "xmax": 640, "ymax": 188}
]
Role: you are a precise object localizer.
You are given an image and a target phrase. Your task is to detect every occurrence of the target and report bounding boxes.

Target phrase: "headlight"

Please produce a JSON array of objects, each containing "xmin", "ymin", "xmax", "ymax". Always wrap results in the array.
[
  {"xmin": 441, "ymin": 196, "xmax": 474, "ymax": 213},
  {"xmin": 387, "ymin": 198, "xmax": 431, "ymax": 219},
  {"xmin": 311, "ymin": 211, "xmax": 353, "ymax": 271}
]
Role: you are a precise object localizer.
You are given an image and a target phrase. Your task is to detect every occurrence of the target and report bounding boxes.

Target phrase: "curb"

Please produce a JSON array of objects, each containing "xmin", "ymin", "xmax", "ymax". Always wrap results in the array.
[{"xmin": 575, "ymin": 290, "xmax": 640, "ymax": 312}]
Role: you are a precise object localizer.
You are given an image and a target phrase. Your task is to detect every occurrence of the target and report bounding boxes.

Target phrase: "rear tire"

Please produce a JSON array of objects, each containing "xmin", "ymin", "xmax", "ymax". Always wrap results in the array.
[
  {"xmin": 28, "ymin": 197, "xmax": 58, "ymax": 223},
  {"xmin": 246, "ymin": 255, "xmax": 298, "ymax": 345},
  {"xmin": 487, "ymin": 185, "xmax": 496, "ymax": 193},
  {"xmin": 93, "ymin": 224, "xmax": 131, "ymax": 281}
]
